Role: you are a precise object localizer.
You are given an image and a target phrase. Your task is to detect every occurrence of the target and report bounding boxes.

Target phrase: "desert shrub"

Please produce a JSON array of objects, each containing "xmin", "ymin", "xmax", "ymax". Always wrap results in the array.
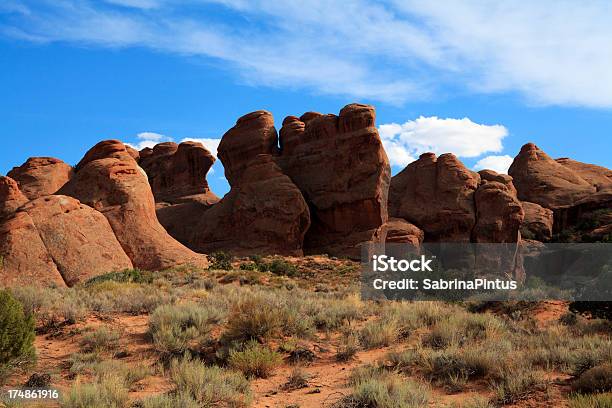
[
  {"xmin": 450, "ymin": 396, "xmax": 494, "ymax": 408},
  {"xmin": 169, "ymin": 357, "xmax": 252, "ymax": 407},
  {"xmin": 86, "ymin": 282, "xmax": 171, "ymax": 315},
  {"xmin": 560, "ymin": 312, "xmax": 579, "ymax": 326},
  {"xmin": 209, "ymin": 252, "xmax": 233, "ymax": 270},
  {"xmin": 85, "ymin": 269, "xmax": 153, "ymax": 286},
  {"xmin": 68, "ymin": 352, "xmax": 102, "ymax": 376},
  {"xmin": 360, "ymin": 319, "xmax": 398, "ymax": 349},
  {"xmin": 228, "ymin": 341, "xmax": 282, "ymax": 378},
  {"xmin": 12, "ymin": 286, "xmax": 86, "ymax": 326},
  {"xmin": 149, "ymin": 303, "xmax": 220, "ymax": 356},
  {"xmin": 140, "ymin": 393, "xmax": 200, "ymax": 408},
  {"xmin": 422, "ymin": 312, "xmax": 506, "ymax": 350},
  {"xmin": 81, "ymin": 327, "xmax": 121, "ymax": 352},
  {"xmin": 61, "ymin": 376, "xmax": 129, "ymax": 408},
  {"xmin": 340, "ymin": 367, "xmax": 429, "ymax": 408},
  {"xmin": 336, "ymin": 330, "xmax": 360, "ymax": 362},
  {"xmin": 572, "ymin": 364, "xmax": 612, "ymax": 394},
  {"xmin": 568, "ymin": 393, "xmax": 612, "ymax": 408},
  {"xmin": 221, "ymin": 296, "xmax": 282, "ymax": 345},
  {"xmin": 267, "ymin": 258, "xmax": 298, "ymax": 277},
  {"xmin": 283, "ymin": 367, "xmax": 310, "ymax": 391},
  {"xmin": 493, "ymin": 368, "xmax": 547, "ymax": 405},
  {"xmin": 0, "ymin": 290, "xmax": 35, "ymax": 366}
]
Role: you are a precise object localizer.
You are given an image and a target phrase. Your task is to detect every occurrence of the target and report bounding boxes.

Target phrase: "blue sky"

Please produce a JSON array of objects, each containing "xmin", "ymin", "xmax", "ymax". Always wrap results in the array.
[{"xmin": 1, "ymin": 1, "xmax": 611, "ymax": 197}]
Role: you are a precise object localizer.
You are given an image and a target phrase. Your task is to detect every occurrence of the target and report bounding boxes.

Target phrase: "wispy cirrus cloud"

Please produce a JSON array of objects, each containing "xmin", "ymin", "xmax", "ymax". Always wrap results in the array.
[{"xmin": 3, "ymin": 1, "xmax": 612, "ymax": 107}]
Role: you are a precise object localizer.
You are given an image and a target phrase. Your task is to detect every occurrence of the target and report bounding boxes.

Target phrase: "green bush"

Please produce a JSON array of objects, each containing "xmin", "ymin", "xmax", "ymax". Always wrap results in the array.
[
  {"xmin": 209, "ymin": 252, "xmax": 233, "ymax": 270},
  {"xmin": 228, "ymin": 341, "xmax": 282, "ymax": 378},
  {"xmin": 85, "ymin": 269, "xmax": 153, "ymax": 286},
  {"xmin": 0, "ymin": 290, "xmax": 35, "ymax": 365}
]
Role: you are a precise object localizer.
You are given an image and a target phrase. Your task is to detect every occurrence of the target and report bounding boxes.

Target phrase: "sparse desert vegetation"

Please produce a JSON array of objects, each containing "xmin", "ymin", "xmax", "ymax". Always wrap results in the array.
[{"xmin": 1, "ymin": 256, "xmax": 611, "ymax": 407}]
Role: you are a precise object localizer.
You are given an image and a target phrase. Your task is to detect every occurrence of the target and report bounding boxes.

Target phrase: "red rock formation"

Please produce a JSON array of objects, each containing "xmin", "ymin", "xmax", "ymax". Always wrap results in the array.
[
  {"xmin": 278, "ymin": 104, "xmax": 390, "ymax": 258},
  {"xmin": 218, "ymin": 110, "xmax": 278, "ymax": 186},
  {"xmin": 384, "ymin": 217, "xmax": 424, "ymax": 247},
  {"xmin": 7, "ymin": 157, "xmax": 73, "ymax": 200},
  {"xmin": 520, "ymin": 201, "xmax": 554, "ymax": 242},
  {"xmin": 509, "ymin": 143, "xmax": 595, "ymax": 209},
  {"xmin": 389, "ymin": 152, "xmax": 479, "ymax": 242},
  {"xmin": 556, "ymin": 158, "xmax": 612, "ymax": 192},
  {"xmin": 138, "ymin": 141, "xmax": 219, "ymax": 205},
  {"xmin": 173, "ymin": 154, "xmax": 310, "ymax": 256},
  {"xmin": 473, "ymin": 180, "xmax": 524, "ymax": 243},
  {"xmin": 58, "ymin": 140, "xmax": 207, "ymax": 270},
  {"xmin": 0, "ymin": 211, "xmax": 66, "ymax": 287},
  {"xmin": 19, "ymin": 196, "xmax": 133, "ymax": 286},
  {"xmin": 0, "ymin": 177, "xmax": 28, "ymax": 219}
]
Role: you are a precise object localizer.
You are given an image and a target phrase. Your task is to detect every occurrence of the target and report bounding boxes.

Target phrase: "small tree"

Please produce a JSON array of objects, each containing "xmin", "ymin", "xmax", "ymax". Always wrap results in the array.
[{"xmin": 0, "ymin": 289, "xmax": 36, "ymax": 365}]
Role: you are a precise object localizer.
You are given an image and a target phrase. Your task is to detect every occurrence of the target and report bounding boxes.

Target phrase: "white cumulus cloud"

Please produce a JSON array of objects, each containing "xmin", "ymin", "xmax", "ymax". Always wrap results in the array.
[
  {"xmin": 379, "ymin": 116, "xmax": 508, "ymax": 167},
  {"xmin": 473, "ymin": 155, "xmax": 514, "ymax": 174}
]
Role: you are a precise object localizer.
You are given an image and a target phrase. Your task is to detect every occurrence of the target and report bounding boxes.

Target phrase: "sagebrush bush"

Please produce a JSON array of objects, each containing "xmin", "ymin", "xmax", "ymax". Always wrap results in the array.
[
  {"xmin": 228, "ymin": 341, "xmax": 282, "ymax": 378},
  {"xmin": 0, "ymin": 290, "xmax": 35, "ymax": 365},
  {"xmin": 336, "ymin": 330, "xmax": 360, "ymax": 362},
  {"xmin": 222, "ymin": 296, "xmax": 282, "ymax": 344},
  {"xmin": 493, "ymin": 368, "xmax": 547, "ymax": 405},
  {"xmin": 140, "ymin": 393, "xmax": 200, "ymax": 408},
  {"xmin": 149, "ymin": 303, "xmax": 220, "ymax": 355},
  {"xmin": 341, "ymin": 366, "xmax": 430, "ymax": 408},
  {"xmin": 209, "ymin": 252, "xmax": 233, "ymax": 270},
  {"xmin": 360, "ymin": 319, "xmax": 398, "ymax": 349},
  {"xmin": 81, "ymin": 327, "xmax": 121, "ymax": 352},
  {"xmin": 572, "ymin": 364, "xmax": 612, "ymax": 394},
  {"xmin": 61, "ymin": 376, "xmax": 129, "ymax": 408},
  {"xmin": 169, "ymin": 357, "xmax": 252, "ymax": 407}
]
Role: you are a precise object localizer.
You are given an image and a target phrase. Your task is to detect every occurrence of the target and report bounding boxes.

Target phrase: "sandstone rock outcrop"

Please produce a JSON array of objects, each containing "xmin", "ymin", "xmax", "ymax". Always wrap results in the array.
[
  {"xmin": 520, "ymin": 201, "xmax": 554, "ymax": 242},
  {"xmin": 278, "ymin": 104, "xmax": 390, "ymax": 258},
  {"xmin": 509, "ymin": 143, "xmax": 595, "ymax": 209},
  {"xmin": 19, "ymin": 196, "xmax": 133, "ymax": 286},
  {"xmin": 556, "ymin": 158, "xmax": 612, "ymax": 192},
  {"xmin": 7, "ymin": 157, "xmax": 73, "ymax": 200},
  {"xmin": 58, "ymin": 140, "xmax": 207, "ymax": 270},
  {"xmin": 138, "ymin": 141, "xmax": 218, "ymax": 204},
  {"xmin": 218, "ymin": 111, "xmax": 278, "ymax": 186},
  {"xmin": 0, "ymin": 211, "xmax": 66, "ymax": 287},
  {"xmin": 389, "ymin": 152, "xmax": 479, "ymax": 242},
  {"xmin": 177, "ymin": 154, "xmax": 310, "ymax": 256},
  {"xmin": 384, "ymin": 217, "xmax": 424, "ymax": 247},
  {"xmin": 473, "ymin": 179, "xmax": 524, "ymax": 243},
  {"xmin": 0, "ymin": 177, "xmax": 28, "ymax": 219}
]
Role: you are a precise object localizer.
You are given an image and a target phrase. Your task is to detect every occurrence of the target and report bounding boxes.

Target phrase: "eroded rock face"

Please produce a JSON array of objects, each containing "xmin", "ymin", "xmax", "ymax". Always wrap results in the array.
[
  {"xmin": 58, "ymin": 140, "xmax": 207, "ymax": 270},
  {"xmin": 7, "ymin": 157, "xmax": 74, "ymax": 200},
  {"xmin": 138, "ymin": 141, "xmax": 219, "ymax": 205},
  {"xmin": 509, "ymin": 143, "xmax": 595, "ymax": 209},
  {"xmin": 0, "ymin": 211, "xmax": 66, "ymax": 287},
  {"xmin": 384, "ymin": 217, "xmax": 424, "ymax": 247},
  {"xmin": 0, "ymin": 177, "xmax": 28, "ymax": 219},
  {"xmin": 218, "ymin": 111, "xmax": 278, "ymax": 187},
  {"xmin": 473, "ymin": 180, "xmax": 524, "ymax": 243},
  {"xmin": 556, "ymin": 158, "xmax": 612, "ymax": 192},
  {"xmin": 520, "ymin": 201, "xmax": 554, "ymax": 242},
  {"xmin": 389, "ymin": 152, "xmax": 479, "ymax": 242},
  {"xmin": 278, "ymin": 104, "xmax": 390, "ymax": 258},
  {"xmin": 176, "ymin": 154, "xmax": 311, "ymax": 256},
  {"xmin": 18, "ymin": 195, "xmax": 133, "ymax": 286}
]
